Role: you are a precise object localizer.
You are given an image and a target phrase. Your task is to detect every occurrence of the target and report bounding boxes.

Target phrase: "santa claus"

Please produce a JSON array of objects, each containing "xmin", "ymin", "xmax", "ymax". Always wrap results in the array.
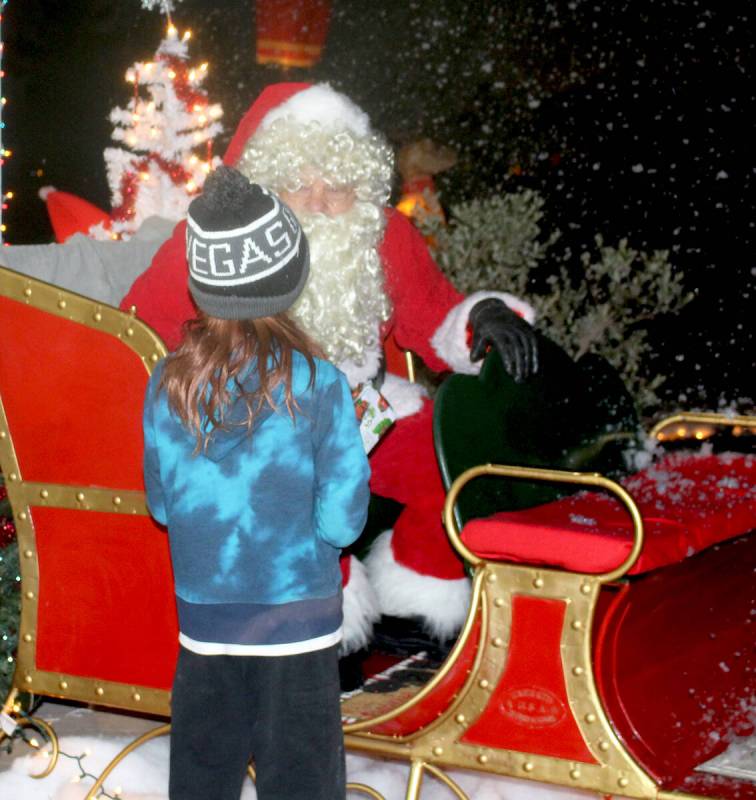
[{"xmin": 121, "ymin": 82, "xmax": 538, "ymax": 654}]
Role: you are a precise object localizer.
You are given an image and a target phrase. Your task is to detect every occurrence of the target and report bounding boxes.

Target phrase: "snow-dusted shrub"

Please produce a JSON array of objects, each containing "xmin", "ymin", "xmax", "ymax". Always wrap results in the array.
[
  {"xmin": 423, "ymin": 189, "xmax": 559, "ymax": 299},
  {"xmin": 422, "ymin": 194, "xmax": 693, "ymax": 413}
]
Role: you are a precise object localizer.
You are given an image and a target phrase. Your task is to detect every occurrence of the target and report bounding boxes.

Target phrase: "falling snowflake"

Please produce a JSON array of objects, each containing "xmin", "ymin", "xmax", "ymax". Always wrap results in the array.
[{"xmin": 140, "ymin": 0, "xmax": 182, "ymax": 14}]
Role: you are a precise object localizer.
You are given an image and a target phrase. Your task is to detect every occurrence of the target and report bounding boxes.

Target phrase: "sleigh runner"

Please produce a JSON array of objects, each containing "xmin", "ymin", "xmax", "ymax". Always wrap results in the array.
[{"xmin": 0, "ymin": 263, "xmax": 754, "ymax": 800}]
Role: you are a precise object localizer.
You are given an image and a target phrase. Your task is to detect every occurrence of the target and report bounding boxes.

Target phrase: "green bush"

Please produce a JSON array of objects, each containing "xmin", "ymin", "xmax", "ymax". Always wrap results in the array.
[
  {"xmin": 0, "ymin": 475, "xmax": 19, "ymax": 702},
  {"xmin": 422, "ymin": 191, "xmax": 693, "ymax": 413}
]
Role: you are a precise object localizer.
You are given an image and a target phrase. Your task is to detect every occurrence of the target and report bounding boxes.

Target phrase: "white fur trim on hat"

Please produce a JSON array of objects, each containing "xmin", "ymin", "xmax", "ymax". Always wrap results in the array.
[
  {"xmin": 260, "ymin": 83, "xmax": 372, "ymax": 137},
  {"xmin": 430, "ymin": 290, "xmax": 537, "ymax": 375},
  {"xmin": 340, "ymin": 555, "xmax": 381, "ymax": 656},
  {"xmin": 364, "ymin": 530, "xmax": 471, "ymax": 642}
]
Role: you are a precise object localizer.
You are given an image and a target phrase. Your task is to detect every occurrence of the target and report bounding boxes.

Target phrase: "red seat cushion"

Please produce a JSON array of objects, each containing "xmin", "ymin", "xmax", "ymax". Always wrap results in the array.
[{"xmin": 461, "ymin": 453, "xmax": 755, "ymax": 575}]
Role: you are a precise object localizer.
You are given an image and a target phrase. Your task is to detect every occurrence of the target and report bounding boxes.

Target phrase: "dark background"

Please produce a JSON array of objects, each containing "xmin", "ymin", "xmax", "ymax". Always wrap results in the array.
[{"xmin": 3, "ymin": 0, "xmax": 754, "ymax": 409}]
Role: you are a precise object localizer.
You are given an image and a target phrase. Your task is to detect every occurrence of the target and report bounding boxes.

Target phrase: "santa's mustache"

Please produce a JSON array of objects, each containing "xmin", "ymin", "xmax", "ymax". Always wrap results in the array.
[{"xmin": 295, "ymin": 205, "xmax": 382, "ymax": 254}]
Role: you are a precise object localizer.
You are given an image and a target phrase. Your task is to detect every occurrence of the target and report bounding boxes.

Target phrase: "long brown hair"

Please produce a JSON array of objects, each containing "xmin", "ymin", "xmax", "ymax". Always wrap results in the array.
[{"xmin": 160, "ymin": 312, "xmax": 325, "ymax": 454}]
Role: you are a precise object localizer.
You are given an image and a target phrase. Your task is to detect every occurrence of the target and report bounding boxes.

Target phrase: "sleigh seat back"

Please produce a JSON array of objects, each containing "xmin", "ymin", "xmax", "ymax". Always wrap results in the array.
[
  {"xmin": 433, "ymin": 339, "xmax": 755, "ymax": 577},
  {"xmin": 435, "ymin": 332, "xmax": 641, "ymax": 522},
  {"xmin": 0, "ymin": 264, "xmax": 177, "ymax": 717}
]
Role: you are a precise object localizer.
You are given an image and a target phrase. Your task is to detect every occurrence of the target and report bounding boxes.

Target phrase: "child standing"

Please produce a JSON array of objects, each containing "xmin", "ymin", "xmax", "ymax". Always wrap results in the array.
[{"xmin": 142, "ymin": 166, "xmax": 370, "ymax": 800}]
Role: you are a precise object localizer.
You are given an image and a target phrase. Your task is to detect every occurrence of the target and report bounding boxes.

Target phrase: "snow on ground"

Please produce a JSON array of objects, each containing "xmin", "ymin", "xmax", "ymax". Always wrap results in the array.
[{"xmin": 0, "ymin": 701, "xmax": 596, "ymax": 799}]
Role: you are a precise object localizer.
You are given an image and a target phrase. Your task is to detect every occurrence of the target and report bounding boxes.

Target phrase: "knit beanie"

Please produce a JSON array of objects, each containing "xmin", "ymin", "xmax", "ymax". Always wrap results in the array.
[{"xmin": 186, "ymin": 166, "xmax": 309, "ymax": 320}]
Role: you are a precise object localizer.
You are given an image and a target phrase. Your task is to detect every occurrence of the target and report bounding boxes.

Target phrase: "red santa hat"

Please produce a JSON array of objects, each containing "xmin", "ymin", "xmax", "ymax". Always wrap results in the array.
[
  {"xmin": 223, "ymin": 82, "xmax": 372, "ymax": 167},
  {"xmin": 39, "ymin": 186, "xmax": 111, "ymax": 243}
]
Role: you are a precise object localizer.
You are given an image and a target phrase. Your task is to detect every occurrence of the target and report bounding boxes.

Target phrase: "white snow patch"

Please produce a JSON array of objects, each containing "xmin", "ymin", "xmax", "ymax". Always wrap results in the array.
[{"xmin": 0, "ymin": 703, "xmax": 598, "ymax": 800}]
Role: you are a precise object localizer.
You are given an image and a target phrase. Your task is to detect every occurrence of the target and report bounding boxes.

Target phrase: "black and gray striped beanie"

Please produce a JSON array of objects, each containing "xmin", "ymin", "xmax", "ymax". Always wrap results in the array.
[{"xmin": 186, "ymin": 166, "xmax": 309, "ymax": 320}]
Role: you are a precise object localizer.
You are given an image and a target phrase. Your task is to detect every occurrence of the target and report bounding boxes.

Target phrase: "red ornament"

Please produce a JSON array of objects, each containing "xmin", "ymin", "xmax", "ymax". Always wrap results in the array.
[
  {"xmin": 0, "ymin": 516, "xmax": 15, "ymax": 548},
  {"xmin": 158, "ymin": 54, "xmax": 207, "ymax": 110},
  {"xmin": 111, "ymin": 152, "xmax": 196, "ymax": 229}
]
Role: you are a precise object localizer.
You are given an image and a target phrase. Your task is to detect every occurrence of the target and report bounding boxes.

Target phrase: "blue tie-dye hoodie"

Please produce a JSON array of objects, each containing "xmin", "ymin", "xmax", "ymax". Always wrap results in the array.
[{"xmin": 142, "ymin": 351, "xmax": 370, "ymax": 656}]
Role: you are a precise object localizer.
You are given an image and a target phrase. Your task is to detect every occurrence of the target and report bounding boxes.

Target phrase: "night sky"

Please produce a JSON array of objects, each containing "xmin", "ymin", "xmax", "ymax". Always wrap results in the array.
[{"xmin": 3, "ymin": 0, "xmax": 754, "ymax": 409}]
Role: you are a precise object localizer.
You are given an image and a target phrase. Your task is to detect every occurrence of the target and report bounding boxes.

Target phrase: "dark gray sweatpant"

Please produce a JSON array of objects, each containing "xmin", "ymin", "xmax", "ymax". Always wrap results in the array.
[{"xmin": 169, "ymin": 644, "xmax": 345, "ymax": 800}]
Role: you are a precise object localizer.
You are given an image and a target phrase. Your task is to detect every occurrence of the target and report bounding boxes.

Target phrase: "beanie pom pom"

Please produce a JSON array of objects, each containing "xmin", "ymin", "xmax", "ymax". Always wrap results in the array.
[{"xmin": 201, "ymin": 166, "xmax": 256, "ymax": 213}]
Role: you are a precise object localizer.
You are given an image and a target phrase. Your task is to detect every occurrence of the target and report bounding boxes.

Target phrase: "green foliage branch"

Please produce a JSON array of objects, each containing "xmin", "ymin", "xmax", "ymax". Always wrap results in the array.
[{"xmin": 0, "ymin": 473, "xmax": 19, "ymax": 702}]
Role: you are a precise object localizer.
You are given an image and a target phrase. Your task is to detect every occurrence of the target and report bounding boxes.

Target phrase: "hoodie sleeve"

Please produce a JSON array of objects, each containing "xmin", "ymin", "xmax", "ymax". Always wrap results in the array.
[
  {"xmin": 142, "ymin": 374, "xmax": 168, "ymax": 526},
  {"xmin": 312, "ymin": 371, "xmax": 371, "ymax": 549}
]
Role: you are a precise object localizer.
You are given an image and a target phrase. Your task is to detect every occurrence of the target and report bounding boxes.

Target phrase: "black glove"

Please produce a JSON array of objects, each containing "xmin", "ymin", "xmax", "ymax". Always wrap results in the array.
[{"xmin": 468, "ymin": 298, "xmax": 539, "ymax": 383}]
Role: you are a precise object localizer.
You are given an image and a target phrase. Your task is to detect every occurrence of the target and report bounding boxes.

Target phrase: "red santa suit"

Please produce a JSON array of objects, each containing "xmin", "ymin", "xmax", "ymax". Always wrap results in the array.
[{"xmin": 121, "ymin": 82, "xmax": 534, "ymax": 648}]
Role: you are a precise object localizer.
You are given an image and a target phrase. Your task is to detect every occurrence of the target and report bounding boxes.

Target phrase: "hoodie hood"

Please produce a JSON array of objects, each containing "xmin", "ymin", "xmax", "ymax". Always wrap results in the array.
[{"xmin": 201, "ymin": 366, "xmax": 282, "ymax": 463}]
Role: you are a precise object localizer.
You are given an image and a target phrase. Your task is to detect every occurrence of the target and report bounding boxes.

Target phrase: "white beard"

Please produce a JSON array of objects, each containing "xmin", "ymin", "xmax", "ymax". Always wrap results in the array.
[{"xmin": 289, "ymin": 202, "xmax": 392, "ymax": 381}]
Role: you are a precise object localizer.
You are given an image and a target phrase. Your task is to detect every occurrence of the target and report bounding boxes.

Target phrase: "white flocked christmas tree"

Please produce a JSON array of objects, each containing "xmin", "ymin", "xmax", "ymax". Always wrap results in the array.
[{"xmin": 99, "ymin": 20, "xmax": 223, "ymax": 239}]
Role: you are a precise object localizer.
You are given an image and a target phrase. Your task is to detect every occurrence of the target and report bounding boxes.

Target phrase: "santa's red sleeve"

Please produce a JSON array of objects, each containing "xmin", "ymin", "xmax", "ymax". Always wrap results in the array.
[
  {"xmin": 380, "ymin": 210, "xmax": 535, "ymax": 375},
  {"xmin": 119, "ymin": 220, "xmax": 196, "ymax": 351},
  {"xmin": 380, "ymin": 210, "xmax": 463, "ymax": 373}
]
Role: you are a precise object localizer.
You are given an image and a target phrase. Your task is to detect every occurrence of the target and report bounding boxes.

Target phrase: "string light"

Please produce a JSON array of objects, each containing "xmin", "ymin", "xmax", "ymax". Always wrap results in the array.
[
  {"xmin": 0, "ymin": 473, "xmax": 18, "ymax": 707},
  {"xmin": 0, "ymin": 0, "xmax": 11, "ymax": 245},
  {"xmin": 1, "ymin": 711, "xmax": 121, "ymax": 799},
  {"xmin": 655, "ymin": 422, "xmax": 753, "ymax": 442}
]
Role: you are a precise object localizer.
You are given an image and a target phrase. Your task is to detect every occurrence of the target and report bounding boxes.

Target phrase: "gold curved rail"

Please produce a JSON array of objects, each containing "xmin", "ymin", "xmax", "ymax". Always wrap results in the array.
[
  {"xmin": 442, "ymin": 464, "xmax": 645, "ymax": 583},
  {"xmin": 404, "ymin": 760, "xmax": 470, "ymax": 800},
  {"xmin": 86, "ymin": 730, "xmax": 391, "ymax": 800},
  {"xmin": 84, "ymin": 723, "xmax": 171, "ymax": 800},
  {"xmin": 0, "ymin": 690, "xmax": 60, "ymax": 778},
  {"xmin": 22, "ymin": 716, "xmax": 59, "ymax": 779},
  {"xmin": 424, "ymin": 763, "xmax": 469, "ymax": 799},
  {"xmin": 347, "ymin": 782, "xmax": 387, "ymax": 799},
  {"xmin": 343, "ymin": 569, "xmax": 486, "ymax": 733},
  {"xmin": 650, "ymin": 411, "xmax": 755, "ymax": 441}
]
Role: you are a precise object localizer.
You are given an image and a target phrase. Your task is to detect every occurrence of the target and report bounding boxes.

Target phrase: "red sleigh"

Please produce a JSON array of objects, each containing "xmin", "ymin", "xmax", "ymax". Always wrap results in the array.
[
  {"xmin": 343, "ymin": 338, "xmax": 755, "ymax": 799},
  {"xmin": 0, "ymin": 262, "xmax": 753, "ymax": 799}
]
